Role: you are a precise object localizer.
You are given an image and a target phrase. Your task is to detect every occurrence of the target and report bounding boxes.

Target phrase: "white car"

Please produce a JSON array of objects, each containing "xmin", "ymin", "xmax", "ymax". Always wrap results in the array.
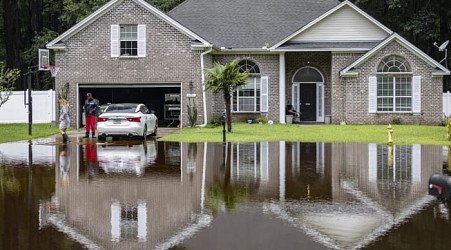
[{"xmin": 97, "ymin": 103, "xmax": 158, "ymax": 140}]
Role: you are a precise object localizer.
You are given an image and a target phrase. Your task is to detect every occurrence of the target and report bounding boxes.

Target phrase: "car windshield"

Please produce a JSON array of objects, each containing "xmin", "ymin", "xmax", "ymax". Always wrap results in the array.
[{"xmin": 104, "ymin": 104, "xmax": 138, "ymax": 113}]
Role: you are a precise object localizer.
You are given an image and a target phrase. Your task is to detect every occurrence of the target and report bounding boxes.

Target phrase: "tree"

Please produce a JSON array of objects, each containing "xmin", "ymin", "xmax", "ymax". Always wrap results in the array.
[
  {"xmin": 0, "ymin": 62, "xmax": 20, "ymax": 108},
  {"xmin": 204, "ymin": 59, "xmax": 248, "ymax": 132}
]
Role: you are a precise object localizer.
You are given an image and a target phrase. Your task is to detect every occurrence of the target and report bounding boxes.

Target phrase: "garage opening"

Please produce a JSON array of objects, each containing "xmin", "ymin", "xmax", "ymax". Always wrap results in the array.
[{"xmin": 79, "ymin": 84, "xmax": 180, "ymax": 128}]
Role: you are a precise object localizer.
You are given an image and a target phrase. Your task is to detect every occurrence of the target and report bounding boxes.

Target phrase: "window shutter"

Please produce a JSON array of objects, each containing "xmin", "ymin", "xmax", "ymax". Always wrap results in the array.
[
  {"xmin": 111, "ymin": 25, "xmax": 119, "ymax": 57},
  {"xmin": 412, "ymin": 76, "xmax": 421, "ymax": 113},
  {"xmin": 368, "ymin": 76, "xmax": 377, "ymax": 113},
  {"xmin": 137, "ymin": 24, "xmax": 146, "ymax": 57},
  {"xmin": 260, "ymin": 76, "xmax": 269, "ymax": 112}
]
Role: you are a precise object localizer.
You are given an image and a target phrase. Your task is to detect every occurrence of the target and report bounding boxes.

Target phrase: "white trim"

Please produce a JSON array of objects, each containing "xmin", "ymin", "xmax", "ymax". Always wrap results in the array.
[
  {"xmin": 279, "ymin": 53, "xmax": 286, "ymax": 123},
  {"xmin": 47, "ymin": 0, "xmax": 210, "ymax": 49},
  {"xmin": 340, "ymin": 33, "xmax": 451, "ymax": 76},
  {"xmin": 271, "ymin": 1, "xmax": 392, "ymax": 49}
]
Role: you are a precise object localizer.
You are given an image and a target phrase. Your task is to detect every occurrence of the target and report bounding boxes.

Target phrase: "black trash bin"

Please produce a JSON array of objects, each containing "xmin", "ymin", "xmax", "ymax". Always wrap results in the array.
[{"xmin": 428, "ymin": 173, "xmax": 451, "ymax": 199}]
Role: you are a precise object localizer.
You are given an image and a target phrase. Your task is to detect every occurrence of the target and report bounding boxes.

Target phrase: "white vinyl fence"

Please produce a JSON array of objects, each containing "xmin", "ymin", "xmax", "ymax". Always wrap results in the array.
[{"xmin": 0, "ymin": 90, "xmax": 56, "ymax": 123}]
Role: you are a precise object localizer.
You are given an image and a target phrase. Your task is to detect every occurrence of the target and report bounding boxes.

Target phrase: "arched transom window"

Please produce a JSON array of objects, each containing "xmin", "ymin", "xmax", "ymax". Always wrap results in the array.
[
  {"xmin": 233, "ymin": 60, "xmax": 263, "ymax": 112},
  {"xmin": 293, "ymin": 67, "xmax": 323, "ymax": 82},
  {"xmin": 376, "ymin": 55, "xmax": 413, "ymax": 112},
  {"xmin": 236, "ymin": 60, "xmax": 260, "ymax": 74}
]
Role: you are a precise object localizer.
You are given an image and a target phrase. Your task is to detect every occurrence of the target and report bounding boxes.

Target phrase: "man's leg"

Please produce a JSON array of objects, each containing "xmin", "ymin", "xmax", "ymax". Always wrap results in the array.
[
  {"xmin": 84, "ymin": 116, "xmax": 91, "ymax": 138},
  {"xmin": 89, "ymin": 115, "xmax": 96, "ymax": 138}
]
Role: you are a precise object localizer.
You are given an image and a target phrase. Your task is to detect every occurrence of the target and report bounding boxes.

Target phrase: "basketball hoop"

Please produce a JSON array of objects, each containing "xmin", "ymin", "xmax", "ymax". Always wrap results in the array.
[{"xmin": 42, "ymin": 65, "xmax": 60, "ymax": 77}]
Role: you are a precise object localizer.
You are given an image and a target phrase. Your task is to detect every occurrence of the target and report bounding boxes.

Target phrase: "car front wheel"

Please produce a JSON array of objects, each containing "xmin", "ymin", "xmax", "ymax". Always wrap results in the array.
[{"xmin": 150, "ymin": 123, "xmax": 158, "ymax": 136}]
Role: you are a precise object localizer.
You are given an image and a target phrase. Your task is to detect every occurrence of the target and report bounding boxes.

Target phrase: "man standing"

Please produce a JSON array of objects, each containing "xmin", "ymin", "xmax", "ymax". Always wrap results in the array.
[{"xmin": 84, "ymin": 93, "xmax": 99, "ymax": 138}]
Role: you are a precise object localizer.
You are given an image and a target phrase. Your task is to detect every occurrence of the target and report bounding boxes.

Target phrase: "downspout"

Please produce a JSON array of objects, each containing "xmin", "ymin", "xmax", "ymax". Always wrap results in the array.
[{"xmin": 198, "ymin": 46, "xmax": 213, "ymax": 127}]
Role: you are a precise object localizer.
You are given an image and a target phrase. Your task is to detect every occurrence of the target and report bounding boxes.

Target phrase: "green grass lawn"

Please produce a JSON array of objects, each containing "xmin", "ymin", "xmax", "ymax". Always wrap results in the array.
[
  {"xmin": 0, "ymin": 123, "xmax": 61, "ymax": 143},
  {"xmin": 159, "ymin": 123, "xmax": 451, "ymax": 145},
  {"xmin": 1, "ymin": 123, "xmax": 450, "ymax": 146}
]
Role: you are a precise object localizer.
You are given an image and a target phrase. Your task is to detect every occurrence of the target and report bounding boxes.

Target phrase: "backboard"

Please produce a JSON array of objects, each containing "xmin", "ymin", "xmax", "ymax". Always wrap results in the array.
[{"xmin": 38, "ymin": 49, "xmax": 50, "ymax": 71}]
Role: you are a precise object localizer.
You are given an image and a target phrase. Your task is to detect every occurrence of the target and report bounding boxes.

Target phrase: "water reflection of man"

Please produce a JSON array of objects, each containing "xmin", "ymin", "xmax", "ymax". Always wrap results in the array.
[
  {"xmin": 85, "ymin": 142, "xmax": 99, "ymax": 177},
  {"xmin": 59, "ymin": 145, "xmax": 70, "ymax": 185}
]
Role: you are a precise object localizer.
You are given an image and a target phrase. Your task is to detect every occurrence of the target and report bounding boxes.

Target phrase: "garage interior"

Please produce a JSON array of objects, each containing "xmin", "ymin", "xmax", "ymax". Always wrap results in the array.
[{"xmin": 79, "ymin": 85, "xmax": 181, "ymax": 128}]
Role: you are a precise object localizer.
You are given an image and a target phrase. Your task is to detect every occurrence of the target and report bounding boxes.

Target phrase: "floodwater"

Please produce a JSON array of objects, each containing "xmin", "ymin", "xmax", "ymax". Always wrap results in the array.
[{"xmin": 1, "ymin": 137, "xmax": 450, "ymax": 250}]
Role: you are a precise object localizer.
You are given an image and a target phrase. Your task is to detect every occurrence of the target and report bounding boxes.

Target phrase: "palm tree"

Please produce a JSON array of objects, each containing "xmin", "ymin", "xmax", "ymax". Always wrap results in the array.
[{"xmin": 204, "ymin": 59, "xmax": 248, "ymax": 132}]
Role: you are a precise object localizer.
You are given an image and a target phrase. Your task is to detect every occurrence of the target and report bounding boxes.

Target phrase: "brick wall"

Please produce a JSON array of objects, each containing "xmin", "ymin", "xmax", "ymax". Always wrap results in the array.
[
  {"xmin": 333, "ymin": 41, "xmax": 443, "ymax": 125},
  {"xmin": 211, "ymin": 54, "xmax": 280, "ymax": 122},
  {"xmin": 54, "ymin": 0, "xmax": 204, "ymax": 127}
]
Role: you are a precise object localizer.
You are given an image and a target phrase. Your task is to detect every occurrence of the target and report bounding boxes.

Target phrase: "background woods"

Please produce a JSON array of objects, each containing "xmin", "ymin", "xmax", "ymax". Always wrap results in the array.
[{"xmin": 0, "ymin": 0, "xmax": 449, "ymax": 90}]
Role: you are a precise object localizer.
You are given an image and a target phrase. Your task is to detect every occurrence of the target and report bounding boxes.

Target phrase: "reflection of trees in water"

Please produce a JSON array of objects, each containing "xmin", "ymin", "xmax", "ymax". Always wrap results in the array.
[
  {"xmin": 0, "ymin": 166, "xmax": 21, "ymax": 194},
  {"xmin": 377, "ymin": 145, "xmax": 412, "ymax": 198},
  {"xmin": 206, "ymin": 143, "xmax": 249, "ymax": 215}
]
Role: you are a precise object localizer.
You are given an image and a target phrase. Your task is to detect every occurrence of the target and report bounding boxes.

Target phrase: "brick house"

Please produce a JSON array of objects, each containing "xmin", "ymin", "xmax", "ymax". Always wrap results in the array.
[{"xmin": 46, "ymin": 0, "xmax": 450, "ymax": 128}]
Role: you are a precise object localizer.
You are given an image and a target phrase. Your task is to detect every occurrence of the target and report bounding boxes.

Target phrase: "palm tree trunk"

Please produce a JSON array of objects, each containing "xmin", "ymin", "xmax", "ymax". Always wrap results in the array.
[{"xmin": 224, "ymin": 92, "xmax": 233, "ymax": 132}]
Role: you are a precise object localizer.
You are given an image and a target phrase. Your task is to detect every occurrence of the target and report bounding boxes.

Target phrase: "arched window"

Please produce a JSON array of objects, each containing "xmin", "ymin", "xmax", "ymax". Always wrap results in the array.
[
  {"xmin": 293, "ymin": 67, "xmax": 323, "ymax": 82},
  {"xmin": 236, "ymin": 60, "xmax": 260, "ymax": 74},
  {"xmin": 376, "ymin": 55, "xmax": 413, "ymax": 112},
  {"xmin": 233, "ymin": 60, "xmax": 262, "ymax": 112}
]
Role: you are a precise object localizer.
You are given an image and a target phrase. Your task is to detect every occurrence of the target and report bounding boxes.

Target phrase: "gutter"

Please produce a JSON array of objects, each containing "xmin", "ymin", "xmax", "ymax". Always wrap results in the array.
[{"xmin": 197, "ymin": 46, "xmax": 213, "ymax": 127}]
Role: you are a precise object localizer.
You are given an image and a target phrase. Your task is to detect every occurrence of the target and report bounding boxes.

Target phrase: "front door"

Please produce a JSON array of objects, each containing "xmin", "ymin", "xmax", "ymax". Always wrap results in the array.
[{"xmin": 299, "ymin": 84, "xmax": 316, "ymax": 121}]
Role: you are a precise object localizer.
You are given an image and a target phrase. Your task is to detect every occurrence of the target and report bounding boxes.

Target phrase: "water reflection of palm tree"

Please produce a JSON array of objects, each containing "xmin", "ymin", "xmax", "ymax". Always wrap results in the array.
[{"xmin": 206, "ymin": 143, "xmax": 247, "ymax": 215}]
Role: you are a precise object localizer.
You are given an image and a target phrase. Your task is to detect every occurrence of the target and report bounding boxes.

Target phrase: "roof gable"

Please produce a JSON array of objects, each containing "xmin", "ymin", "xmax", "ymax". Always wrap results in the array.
[
  {"xmin": 291, "ymin": 5, "xmax": 389, "ymax": 42},
  {"xmin": 340, "ymin": 33, "xmax": 451, "ymax": 76},
  {"xmin": 272, "ymin": 0, "xmax": 392, "ymax": 49},
  {"xmin": 46, "ymin": 0, "xmax": 210, "ymax": 49}
]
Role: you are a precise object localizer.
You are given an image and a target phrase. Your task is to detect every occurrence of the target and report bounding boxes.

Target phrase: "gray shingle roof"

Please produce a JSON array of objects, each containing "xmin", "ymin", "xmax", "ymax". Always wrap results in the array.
[{"xmin": 168, "ymin": 0, "xmax": 341, "ymax": 49}]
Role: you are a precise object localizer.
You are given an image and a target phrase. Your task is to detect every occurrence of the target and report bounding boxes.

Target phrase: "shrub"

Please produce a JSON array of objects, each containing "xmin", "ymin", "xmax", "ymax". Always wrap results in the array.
[
  {"xmin": 208, "ymin": 117, "xmax": 222, "ymax": 128},
  {"xmin": 392, "ymin": 115, "xmax": 402, "ymax": 125},
  {"xmin": 255, "ymin": 116, "xmax": 267, "ymax": 124}
]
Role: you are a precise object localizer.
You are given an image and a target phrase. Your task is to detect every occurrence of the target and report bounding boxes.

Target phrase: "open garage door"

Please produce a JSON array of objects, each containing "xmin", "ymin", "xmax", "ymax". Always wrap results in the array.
[{"xmin": 78, "ymin": 84, "xmax": 180, "ymax": 128}]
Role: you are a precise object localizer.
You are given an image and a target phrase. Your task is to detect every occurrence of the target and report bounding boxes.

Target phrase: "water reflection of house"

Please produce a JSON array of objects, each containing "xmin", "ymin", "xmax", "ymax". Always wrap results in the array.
[
  {"xmin": 202, "ymin": 142, "xmax": 442, "ymax": 249},
  {"xmin": 43, "ymin": 141, "xmax": 210, "ymax": 249},
  {"xmin": 40, "ymin": 141, "xmax": 443, "ymax": 249}
]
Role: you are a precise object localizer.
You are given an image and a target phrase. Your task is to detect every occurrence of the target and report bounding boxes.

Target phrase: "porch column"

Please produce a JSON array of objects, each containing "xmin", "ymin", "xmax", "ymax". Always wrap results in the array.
[{"xmin": 279, "ymin": 53, "xmax": 286, "ymax": 123}]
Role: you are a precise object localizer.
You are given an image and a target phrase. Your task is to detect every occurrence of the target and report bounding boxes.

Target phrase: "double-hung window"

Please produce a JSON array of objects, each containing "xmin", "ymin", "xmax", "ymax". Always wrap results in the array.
[
  {"xmin": 233, "ymin": 60, "xmax": 268, "ymax": 112},
  {"xmin": 371, "ymin": 55, "xmax": 419, "ymax": 112},
  {"xmin": 111, "ymin": 24, "xmax": 146, "ymax": 57},
  {"xmin": 120, "ymin": 25, "xmax": 138, "ymax": 56}
]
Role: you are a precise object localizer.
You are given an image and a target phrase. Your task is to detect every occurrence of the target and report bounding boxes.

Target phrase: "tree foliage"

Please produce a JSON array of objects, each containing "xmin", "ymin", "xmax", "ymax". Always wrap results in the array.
[
  {"xmin": 0, "ymin": 62, "xmax": 20, "ymax": 108},
  {"xmin": 204, "ymin": 59, "xmax": 248, "ymax": 132}
]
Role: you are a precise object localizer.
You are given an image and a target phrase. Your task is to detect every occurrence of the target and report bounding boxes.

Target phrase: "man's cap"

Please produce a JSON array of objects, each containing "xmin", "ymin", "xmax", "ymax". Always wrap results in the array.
[{"xmin": 86, "ymin": 93, "xmax": 92, "ymax": 97}]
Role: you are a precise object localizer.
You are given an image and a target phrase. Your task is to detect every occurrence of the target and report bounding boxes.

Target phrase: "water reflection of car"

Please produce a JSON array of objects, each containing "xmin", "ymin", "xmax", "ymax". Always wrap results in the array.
[
  {"xmin": 97, "ymin": 103, "xmax": 158, "ymax": 140},
  {"xmin": 97, "ymin": 140, "xmax": 157, "ymax": 176}
]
